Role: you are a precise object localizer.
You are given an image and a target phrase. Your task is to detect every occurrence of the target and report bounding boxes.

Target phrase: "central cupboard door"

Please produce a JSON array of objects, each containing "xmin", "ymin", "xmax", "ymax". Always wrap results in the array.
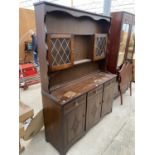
[
  {"xmin": 86, "ymin": 85, "xmax": 103, "ymax": 130},
  {"xmin": 64, "ymin": 95, "xmax": 86, "ymax": 147}
]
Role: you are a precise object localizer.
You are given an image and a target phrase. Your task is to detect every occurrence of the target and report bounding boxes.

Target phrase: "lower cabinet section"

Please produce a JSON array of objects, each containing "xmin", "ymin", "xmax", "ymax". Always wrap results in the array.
[{"xmin": 42, "ymin": 77, "xmax": 116, "ymax": 155}]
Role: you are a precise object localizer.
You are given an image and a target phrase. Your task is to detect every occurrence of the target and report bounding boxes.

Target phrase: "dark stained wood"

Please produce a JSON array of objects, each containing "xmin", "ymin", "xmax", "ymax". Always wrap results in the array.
[
  {"xmin": 49, "ymin": 62, "xmax": 100, "ymax": 88},
  {"xmin": 107, "ymin": 11, "xmax": 135, "ymax": 74},
  {"xmin": 73, "ymin": 35, "xmax": 93, "ymax": 61},
  {"xmin": 118, "ymin": 61, "xmax": 133, "ymax": 105},
  {"xmin": 101, "ymin": 79, "xmax": 116, "ymax": 117},
  {"xmin": 42, "ymin": 93, "xmax": 64, "ymax": 152},
  {"xmin": 86, "ymin": 85, "xmax": 103, "ymax": 130},
  {"xmin": 64, "ymin": 95, "xmax": 86, "ymax": 147},
  {"xmin": 51, "ymin": 72, "xmax": 116, "ymax": 104},
  {"xmin": 34, "ymin": 2, "xmax": 116, "ymax": 155},
  {"xmin": 106, "ymin": 11, "xmax": 135, "ymax": 101}
]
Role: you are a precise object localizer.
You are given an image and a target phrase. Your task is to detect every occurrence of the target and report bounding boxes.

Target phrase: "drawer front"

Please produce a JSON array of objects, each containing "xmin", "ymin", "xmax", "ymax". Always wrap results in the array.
[
  {"xmin": 64, "ymin": 94, "xmax": 86, "ymax": 115},
  {"xmin": 88, "ymin": 85, "xmax": 103, "ymax": 97},
  {"xmin": 104, "ymin": 77, "xmax": 116, "ymax": 87}
]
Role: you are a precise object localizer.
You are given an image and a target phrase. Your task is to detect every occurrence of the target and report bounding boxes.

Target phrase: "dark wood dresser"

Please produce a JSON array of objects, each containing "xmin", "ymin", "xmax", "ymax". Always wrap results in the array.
[
  {"xmin": 106, "ymin": 11, "xmax": 135, "ymax": 99},
  {"xmin": 34, "ymin": 2, "xmax": 116, "ymax": 155}
]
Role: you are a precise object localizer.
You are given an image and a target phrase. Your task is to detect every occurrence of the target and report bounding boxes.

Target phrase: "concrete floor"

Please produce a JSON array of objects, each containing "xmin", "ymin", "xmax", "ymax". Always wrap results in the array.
[{"xmin": 20, "ymin": 83, "xmax": 135, "ymax": 155}]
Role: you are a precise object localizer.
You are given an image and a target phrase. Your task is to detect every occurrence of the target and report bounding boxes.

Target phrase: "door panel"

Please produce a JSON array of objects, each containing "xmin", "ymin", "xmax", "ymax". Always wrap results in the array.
[
  {"xmin": 102, "ymin": 81, "xmax": 116, "ymax": 117},
  {"xmin": 64, "ymin": 96, "xmax": 86, "ymax": 147},
  {"xmin": 86, "ymin": 86, "xmax": 103, "ymax": 130}
]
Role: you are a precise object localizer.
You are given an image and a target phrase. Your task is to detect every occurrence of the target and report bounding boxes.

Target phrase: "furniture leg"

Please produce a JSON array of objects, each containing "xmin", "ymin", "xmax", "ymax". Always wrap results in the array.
[
  {"xmin": 130, "ymin": 81, "xmax": 132, "ymax": 96},
  {"xmin": 118, "ymin": 85, "xmax": 123, "ymax": 105},
  {"xmin": 19, "ymin": 140, "xmax": 25, "ymax": 153}
]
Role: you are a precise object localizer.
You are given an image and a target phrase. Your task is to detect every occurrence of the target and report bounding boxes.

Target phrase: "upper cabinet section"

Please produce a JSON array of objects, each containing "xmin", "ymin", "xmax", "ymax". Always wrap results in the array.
[{"xmin": 34, "ymin": 1, "xmax": 111, "ymax": 71}]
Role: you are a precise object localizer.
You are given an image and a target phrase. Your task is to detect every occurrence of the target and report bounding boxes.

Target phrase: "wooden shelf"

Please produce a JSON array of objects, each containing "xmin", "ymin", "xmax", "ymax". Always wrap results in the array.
[{"xmin": 74, "ymin": 59, "xmax": 91, "ymax": 65}]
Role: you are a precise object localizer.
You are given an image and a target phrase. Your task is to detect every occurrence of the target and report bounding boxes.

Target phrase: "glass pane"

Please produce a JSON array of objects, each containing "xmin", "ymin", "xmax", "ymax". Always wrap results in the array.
[
  {"xmin": 127, "ymin": 26, "xmax": 135, "ymax": 59},
  {"xmin": 95, "ymin": 36, "xmax": 106, "ymax": 57},
  {"xmin": 50, "ymin": 38, "xmax": 71, "ymax": 66},
  {"xmin": 117, "ymin": 23, "xmax": 130, "ymax": 67}
]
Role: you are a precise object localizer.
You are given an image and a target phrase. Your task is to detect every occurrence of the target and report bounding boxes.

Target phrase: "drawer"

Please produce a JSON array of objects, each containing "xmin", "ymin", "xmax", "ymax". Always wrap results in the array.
[
  {"xmin": 104, "ymin": 78, "xmax": 116, "ymax": 87},
  {"xmin": 64, "ymin": 94, "xmax": 86, "ymax": 115},
  {"xmin": 88, "ymin": 85, "xmax": 103, "ymax": 97}
]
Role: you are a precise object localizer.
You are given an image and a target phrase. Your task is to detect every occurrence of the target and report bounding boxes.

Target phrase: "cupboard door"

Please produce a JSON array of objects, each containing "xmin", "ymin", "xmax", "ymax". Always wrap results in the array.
[
  {"xmin": 93, "ymin": 34, "xmax": 107, "ymax": 61},
  {"xmin": 86, "ymin": 86, "xmax": 103, "ymax": 130},
  {"xmin": 64, "ymin": 97, "xmax": 86, "ymax": 147},
  {"xmin": 47, "ymin": 34, "xmax": 74, "ymax": 71},
  {"xmin": 101, "ymin": 80, "xmax": 116, "ymax": 117}
]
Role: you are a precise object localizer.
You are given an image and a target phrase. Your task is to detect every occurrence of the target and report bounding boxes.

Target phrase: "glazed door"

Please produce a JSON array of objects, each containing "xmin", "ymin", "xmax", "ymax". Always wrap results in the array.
[
  {"xmin": 101, "ymin": 80, "xmax": 116, "ymax": 117},
  {"xmin": 126, "ymin": 25, "xmax": 135, "ymax": 60},
  {"xmin": 93, "ymin": 34, "xmax": 107, "ymax": 61},
  {"xmin": 64, "ymin": 95, "xmax": 86, "ymax": 147},
  {"xmin": 47, "ymin": 34, "xmax": 74, "ymax": 71},
  {"xmin": 117, "ymin": 23, "xmax": 130, "ymax": 67},
  {"xmin": 86, "ymin": 85, "xmax": 103, "ymax": 130}
]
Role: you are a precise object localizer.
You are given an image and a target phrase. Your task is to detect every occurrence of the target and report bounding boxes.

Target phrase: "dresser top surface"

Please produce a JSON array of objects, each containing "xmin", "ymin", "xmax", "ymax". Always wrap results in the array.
[{"xmin": 50, "ymin": 72, "xmax": 116, "ymax": 105}]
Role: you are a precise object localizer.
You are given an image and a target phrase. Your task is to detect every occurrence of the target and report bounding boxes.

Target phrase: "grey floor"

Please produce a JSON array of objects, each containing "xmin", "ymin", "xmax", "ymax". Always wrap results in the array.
[{"xmin": 20, "ymin": 83, "xmax": 135, "ymax": 155}]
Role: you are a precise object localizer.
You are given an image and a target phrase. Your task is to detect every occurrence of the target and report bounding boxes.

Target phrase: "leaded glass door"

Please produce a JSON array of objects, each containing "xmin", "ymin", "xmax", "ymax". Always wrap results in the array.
[
  {"xmin": 93, "ymin": 34, "xmax": 107, "ymax": 61},
  {"xmin": 47, "ymin": 34, "xmax": 74, "ymax": 71}
]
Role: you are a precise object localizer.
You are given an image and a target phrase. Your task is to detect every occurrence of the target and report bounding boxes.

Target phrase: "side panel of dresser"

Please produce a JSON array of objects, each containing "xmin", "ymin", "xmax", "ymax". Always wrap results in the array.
[{"xmin": 42, "ymin": 94, "xmax": 64, "ymax": 153}]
